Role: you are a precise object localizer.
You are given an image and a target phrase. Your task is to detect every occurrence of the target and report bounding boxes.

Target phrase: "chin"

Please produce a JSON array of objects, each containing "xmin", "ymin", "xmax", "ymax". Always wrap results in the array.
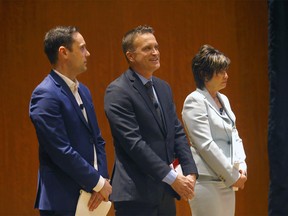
[{"xmin": 154, "ymin": 64, "xmax": 160, "ymax": 70}]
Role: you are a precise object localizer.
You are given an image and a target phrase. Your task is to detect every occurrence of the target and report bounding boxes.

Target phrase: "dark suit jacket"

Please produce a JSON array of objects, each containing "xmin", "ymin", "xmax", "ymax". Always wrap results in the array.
[
  {"xmin": 29, "ymin": 70, "xmax": 108, "ymax": 211},
  {"xmin": 104, "ymin": 68, "xmax": 198, "ymax": 204}
]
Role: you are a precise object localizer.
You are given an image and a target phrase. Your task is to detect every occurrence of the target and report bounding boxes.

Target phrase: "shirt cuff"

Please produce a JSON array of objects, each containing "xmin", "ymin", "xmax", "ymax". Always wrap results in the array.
[
  {"xmin": 239, "ymin": 162, "xmax": 247, "ymax": 172},
  {"xmin": 93, "ymin": 175, "xmax": 105, "ymax": 192},
  {"xmin": 162, "ymin": 169, "xmax": 178, "ymax": 185}
]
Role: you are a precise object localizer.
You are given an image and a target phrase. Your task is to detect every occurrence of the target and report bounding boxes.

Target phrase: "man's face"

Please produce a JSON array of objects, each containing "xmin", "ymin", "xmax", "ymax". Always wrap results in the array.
[
  {"xmin": 128, "ymin": 33, "xmax": 160, "ymax": 78},
  {"xmin": 67, "ymin": 32, "xmax": 90, "ymax": 75}
]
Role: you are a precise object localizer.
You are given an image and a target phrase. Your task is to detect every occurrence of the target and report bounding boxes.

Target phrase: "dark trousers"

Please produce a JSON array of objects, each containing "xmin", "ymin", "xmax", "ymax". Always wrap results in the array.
[
  {"xmin": 114, "ymin": 192, "xmax": 176, "ymax": 216},
  {"xmin": 39, "ymin": 210, "xmax": 75, "ymax": 216}
]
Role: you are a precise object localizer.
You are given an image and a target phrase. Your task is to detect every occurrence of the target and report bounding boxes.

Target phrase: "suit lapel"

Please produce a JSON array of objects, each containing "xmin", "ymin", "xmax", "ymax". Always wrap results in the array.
[
  {"xmin": 50, "ymin": 71, "xmax": 91, "ymax": 131},
  {"xmin": 152, "ymin": 78, "xmax": 167, "ymax": 132},
  {"xmin": 126, "ymin": 70, "xmax": 166, "ymax": 135},
  {"xmin": 198, "ymin": 88, "xmax": 221, "ymax": 115},
  {"xmin": 78, "ymin": 87, "xmax": 94, "ymax": 131},
  {"xmin": 197, "ymin": 88, "xmax": 232, "ymax": 123},
  {"xmin": 217, "ymin": 93, "xmax": 235, "ymax": 125},
  {"xmin": 198, "ymin": 88, "xmax": 236, "ymax": 127}
]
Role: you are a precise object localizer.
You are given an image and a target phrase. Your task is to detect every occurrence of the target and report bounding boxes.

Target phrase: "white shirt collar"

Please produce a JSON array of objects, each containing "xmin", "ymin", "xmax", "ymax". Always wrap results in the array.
[{"xmin": 53, "ymin": 69, "xmax": 79, "ymax": 93}]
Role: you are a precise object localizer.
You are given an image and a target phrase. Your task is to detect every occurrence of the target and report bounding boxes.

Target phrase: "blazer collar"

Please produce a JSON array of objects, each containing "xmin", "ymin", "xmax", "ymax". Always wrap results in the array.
[
  {"xmin": 49, "ymin": 70, "xmax": 92, "ymax": 131},
  {"xmin": 196, "ymin": 88, "xmax": 219, "ymax": 112},
  {"xmin": 126, "ymin": 68, "xmax": 167, "ymax": 135},
  {"xmin": 196, "ymin": 88, "xmax": 234, "ymax": 123}
]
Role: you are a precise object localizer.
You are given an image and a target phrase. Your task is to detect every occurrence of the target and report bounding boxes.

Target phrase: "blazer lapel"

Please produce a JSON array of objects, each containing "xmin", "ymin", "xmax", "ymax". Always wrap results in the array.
[
  {"xmin": 197, "ymin": 88, "xmax": 232, "ymax": 123},
  {"xmin": 50, "ymin": 71, "xmax": 91, "ymax": 131},
  {"xmin": 152, "ymin": 78, "xmax": 167, "ymax": 133},
  {"xmin": 126, "ymin": 70, "xmax": 166, "ymax": 135},
  {"xmin": 198, "ymin": 88, "xmax": 221, "ymax": 115},
  {"xmin": 78, "ymin": 87, "xmax": 93, "ymax": 131},
  {"xmin": 217, "ymin": 93, "xmax": 235, "ymax": 126}
]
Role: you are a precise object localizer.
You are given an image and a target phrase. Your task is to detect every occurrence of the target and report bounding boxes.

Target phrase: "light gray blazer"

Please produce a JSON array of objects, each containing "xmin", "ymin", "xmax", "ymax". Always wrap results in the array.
[{"xmin": 182, "ymin": 88, "xmax": 246, "ymax": 187}]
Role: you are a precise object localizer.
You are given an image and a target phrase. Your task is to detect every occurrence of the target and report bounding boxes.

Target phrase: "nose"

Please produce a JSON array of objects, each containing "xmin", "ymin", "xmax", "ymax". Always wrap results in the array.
[
  {"xmin": 151, "ymin": 47, "xmax": 159, "ymax": 55},
  {"xmin": 86, "ymin": 49, "xmax": 90, "ymax": 57}
]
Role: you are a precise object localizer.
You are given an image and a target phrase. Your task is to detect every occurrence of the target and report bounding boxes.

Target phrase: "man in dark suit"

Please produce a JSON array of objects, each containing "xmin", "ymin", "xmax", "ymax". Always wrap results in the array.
[
  {"xmin": 29, "ymin": 26, "xmax": 112, "ymax": 216},
  {"xmin": 104, "ymin": 25, "xmax": 198, "ymax": 216}
]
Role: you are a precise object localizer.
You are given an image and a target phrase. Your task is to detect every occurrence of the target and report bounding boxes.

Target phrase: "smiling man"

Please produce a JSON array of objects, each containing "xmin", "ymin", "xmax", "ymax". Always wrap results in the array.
[{"xmin": 104, "ymin": 25, "xmax": 198, "ymax": 216}]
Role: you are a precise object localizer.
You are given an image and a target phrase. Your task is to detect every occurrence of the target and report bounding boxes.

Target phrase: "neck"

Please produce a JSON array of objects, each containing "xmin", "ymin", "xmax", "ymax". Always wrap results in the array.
[
  {"xmin": 53, "ymin": 65, "xmax": 77, "ymax": 81},
  {"xmin": 205, "ymin": 83, "xmax": 218, "ymax": 97},
  {"xmin": 130, "ymin": 66, "xmax": 154, "ymax": 80},
  {"xmin": 206, "ymin": 88, "xmax": 217, "ymax": 99}
]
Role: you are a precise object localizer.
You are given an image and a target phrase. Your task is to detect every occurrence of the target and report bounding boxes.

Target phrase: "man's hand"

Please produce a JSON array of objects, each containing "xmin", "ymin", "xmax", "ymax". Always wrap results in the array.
[
  {"xmin": 88, "ymin": 191, "xmax": 104, "ymax": 211},
  {"xmin": 88, "ymin": 180, "xmax": 112, "ymax": 211},
  {"xmin": 99, "ymin": 179, "xmax": 112, "ymax": 201},
  {"xmin": 171, "ymin": 174, "xmax": 196, "ymax": 201},
  {"xmin": 186, "ymin": 174, "xmax": 197, "ymax": 183}
]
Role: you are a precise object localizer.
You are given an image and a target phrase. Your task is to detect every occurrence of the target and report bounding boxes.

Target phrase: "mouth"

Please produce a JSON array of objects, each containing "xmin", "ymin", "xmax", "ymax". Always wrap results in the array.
[{"xmin": 150, "ymin": 58, "xmax": 159, "ymax": 63}]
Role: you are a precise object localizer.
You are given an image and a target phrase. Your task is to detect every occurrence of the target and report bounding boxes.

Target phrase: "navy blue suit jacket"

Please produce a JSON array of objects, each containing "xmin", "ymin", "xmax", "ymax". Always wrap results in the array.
[
  {"xmin": 30, "ymin": 70, "xmax": 108, "ymax": 211},
  {"xmin": 104, "ymin": 69, "xmax": 198, "ymax": 204}
]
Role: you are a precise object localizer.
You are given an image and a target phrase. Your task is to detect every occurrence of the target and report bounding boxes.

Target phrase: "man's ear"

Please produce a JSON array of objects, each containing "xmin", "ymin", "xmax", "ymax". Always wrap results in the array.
[
  {"xmin": 58, "ymin": 46, "xmax": 68, "ymax": 59},
  {"xmin": 126, "ymin": 51, "xmax": 134, "ymax": 62}
]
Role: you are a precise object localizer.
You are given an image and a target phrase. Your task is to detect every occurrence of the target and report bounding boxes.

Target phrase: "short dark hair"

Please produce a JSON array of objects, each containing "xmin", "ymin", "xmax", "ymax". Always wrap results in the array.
[
  {"xmin": 122, "ymin": 25, "xmax": 154, "ymax": 61},
  {"xmin": 44, "ymin": 26, "xmax": 79, "ymax": 64},
  {"xmin": 192, "ymin": 44, "xmax": 231, "ymax": 89}
]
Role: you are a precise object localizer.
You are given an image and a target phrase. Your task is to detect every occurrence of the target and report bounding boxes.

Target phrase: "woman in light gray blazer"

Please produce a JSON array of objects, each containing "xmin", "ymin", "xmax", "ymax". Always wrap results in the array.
[{"xmin": 182, "ymin": 45, "xmax": 247, "ymax": 216}]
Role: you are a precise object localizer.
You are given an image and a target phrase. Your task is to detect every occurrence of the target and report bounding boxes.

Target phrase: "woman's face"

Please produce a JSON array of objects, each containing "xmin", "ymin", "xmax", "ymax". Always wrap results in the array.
[{"xmin": 205, "ymin": 70, "xmax": 228, "ymax": 92}]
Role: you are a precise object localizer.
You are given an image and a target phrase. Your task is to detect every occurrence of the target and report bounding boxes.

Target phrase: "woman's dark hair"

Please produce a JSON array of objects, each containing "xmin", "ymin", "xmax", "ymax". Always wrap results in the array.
[{"xmin": 192, "ymin": 44, "xmax": 230, "ymax": 89}]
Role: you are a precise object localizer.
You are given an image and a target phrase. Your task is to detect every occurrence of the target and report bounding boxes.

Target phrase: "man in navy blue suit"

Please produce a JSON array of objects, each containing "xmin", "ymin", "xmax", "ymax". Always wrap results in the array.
[
  {"xmin": 104, "ymin": 25, "xmax": 198, "ymax": 216},
  {"xmin": 29, "ymin": 26, "xmax": 112, "ymax": 216}
]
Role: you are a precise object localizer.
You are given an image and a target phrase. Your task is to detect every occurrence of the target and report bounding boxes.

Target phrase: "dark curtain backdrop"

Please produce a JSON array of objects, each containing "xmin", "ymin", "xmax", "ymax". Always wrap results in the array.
[{"xmin": 268, "ymin": 0, "xmax": 288, "ymax": 215}]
